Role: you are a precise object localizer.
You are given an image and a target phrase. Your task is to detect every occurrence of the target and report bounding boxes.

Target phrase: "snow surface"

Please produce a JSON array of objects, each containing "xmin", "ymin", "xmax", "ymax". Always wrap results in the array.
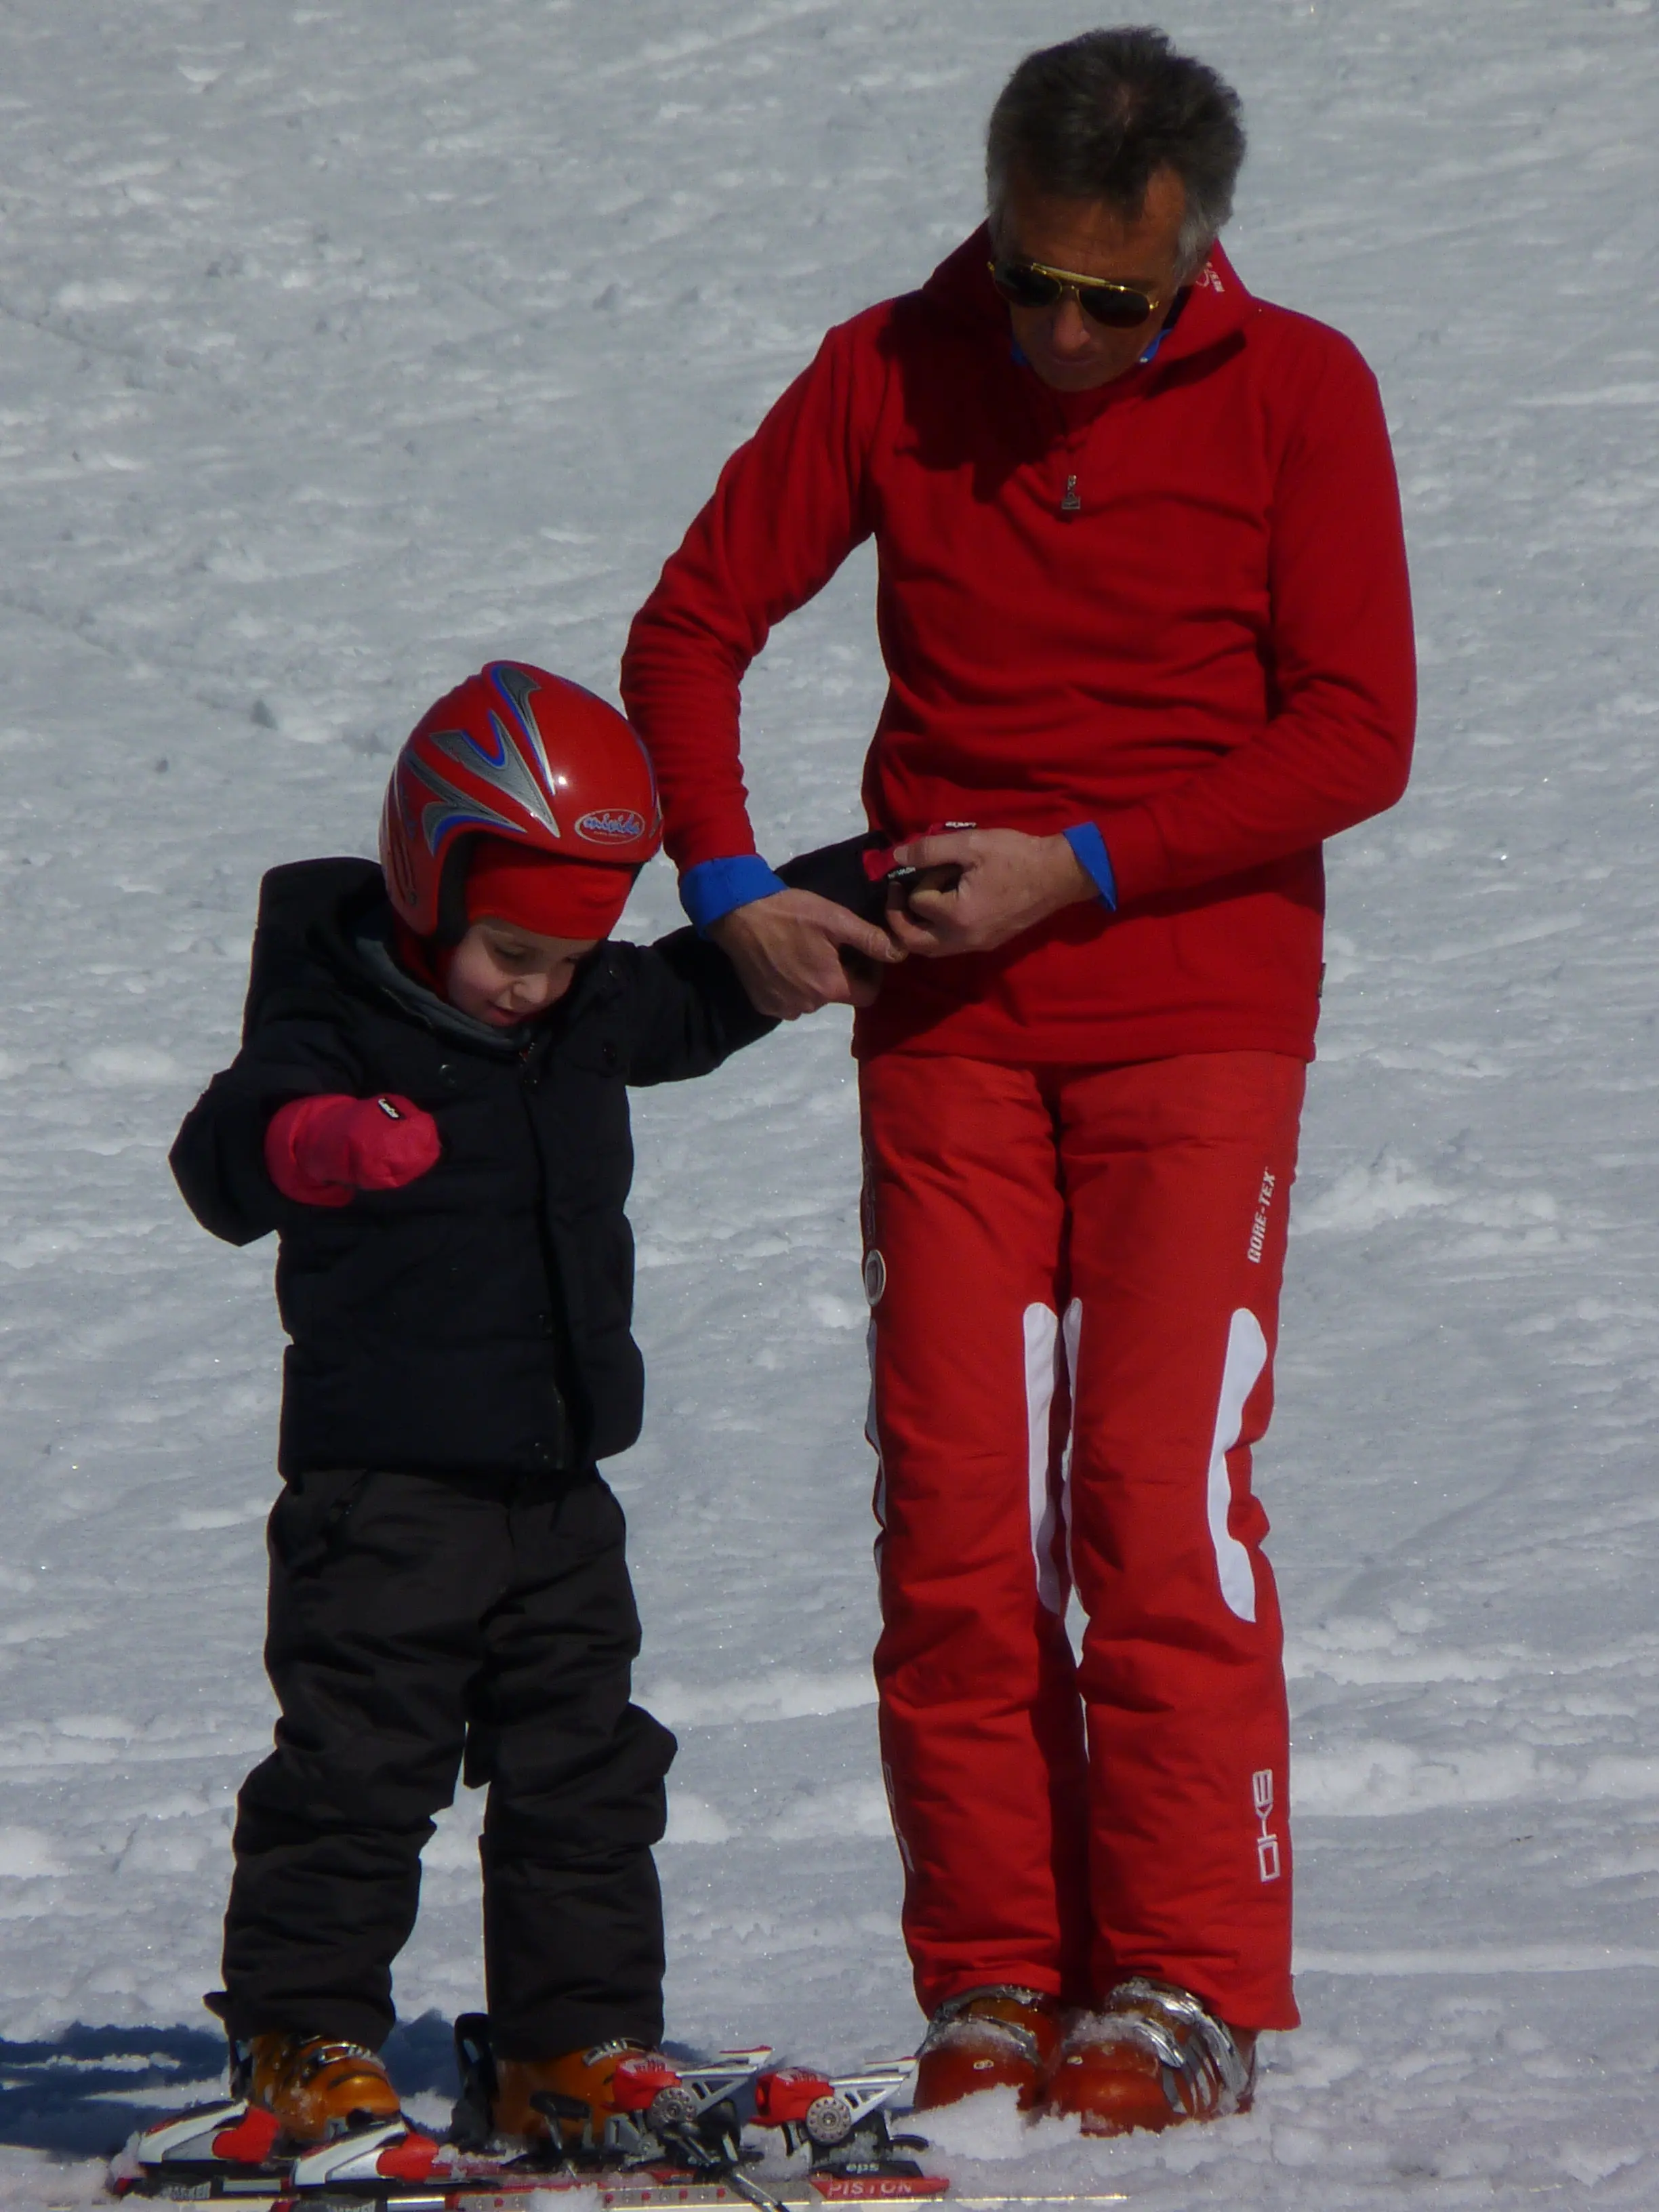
[{"xmin": 0, "ymin": 0, "xmax": 1656, "ymax": 2203}]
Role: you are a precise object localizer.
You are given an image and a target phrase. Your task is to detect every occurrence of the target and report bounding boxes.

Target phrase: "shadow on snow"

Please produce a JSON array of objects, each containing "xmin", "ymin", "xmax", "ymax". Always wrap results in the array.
[{"xmin": 0, "ymin": 2014, "xmax": 460, "ymax": 2158}]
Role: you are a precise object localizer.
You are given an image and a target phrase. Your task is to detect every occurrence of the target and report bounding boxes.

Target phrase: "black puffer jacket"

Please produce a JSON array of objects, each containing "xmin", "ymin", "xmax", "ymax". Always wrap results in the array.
[{"xmin": 170, "ymin": 857, "xmax": 773, "ymax": 1478}]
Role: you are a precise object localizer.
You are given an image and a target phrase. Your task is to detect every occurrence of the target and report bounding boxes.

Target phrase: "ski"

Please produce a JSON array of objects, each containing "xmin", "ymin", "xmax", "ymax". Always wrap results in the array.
[{"xmin": 109, "ymin": 2039, "xmax": 949, "ymax": 2210}]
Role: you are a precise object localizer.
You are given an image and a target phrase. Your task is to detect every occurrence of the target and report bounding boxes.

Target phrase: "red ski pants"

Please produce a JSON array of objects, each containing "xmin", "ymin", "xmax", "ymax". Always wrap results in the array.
[{"xmin": 859, "ymin": 1050, "xmax": 1305, "ymax": 2032}]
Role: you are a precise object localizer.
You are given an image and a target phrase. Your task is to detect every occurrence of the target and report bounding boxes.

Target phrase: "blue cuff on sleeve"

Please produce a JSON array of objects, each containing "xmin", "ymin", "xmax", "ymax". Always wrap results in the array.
[
  {"xmin": 679, "ymin": 853, "xmax": 789, "ymax": 933},
  {"xmin": 1062, "ymin": 821, "xmax": 1118, "ymax": 910}
]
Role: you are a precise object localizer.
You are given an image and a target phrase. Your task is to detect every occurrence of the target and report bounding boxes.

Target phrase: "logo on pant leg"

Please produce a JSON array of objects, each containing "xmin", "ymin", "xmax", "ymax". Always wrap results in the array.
[
  {"xmin": 1246, "ymin": 1169, "xmax": 1277, "ymax": 1265},
  {"xmin": 1252, "ymin": 1766, "xmax": 1282, "ymax": 1882},
  {"xmin": 863, "ymin": 1248, "xmax": 886, "ymax": 1305}
]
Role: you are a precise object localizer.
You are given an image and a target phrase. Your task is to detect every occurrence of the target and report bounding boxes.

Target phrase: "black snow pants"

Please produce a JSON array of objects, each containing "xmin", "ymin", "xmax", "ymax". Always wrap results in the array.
[{"xmin": 213, "ymin": 1465, "xmax": 676, "ymax": 2058}]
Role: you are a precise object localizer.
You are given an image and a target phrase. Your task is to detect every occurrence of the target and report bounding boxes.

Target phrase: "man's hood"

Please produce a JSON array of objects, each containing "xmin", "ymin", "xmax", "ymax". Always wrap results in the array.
[{"xmin": 918, "ymin": 220, "xmax": 1253, "ymax": 375}]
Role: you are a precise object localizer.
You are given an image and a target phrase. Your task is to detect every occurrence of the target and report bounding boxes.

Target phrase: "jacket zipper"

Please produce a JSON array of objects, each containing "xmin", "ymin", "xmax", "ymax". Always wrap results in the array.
[
  {"xmin": 1051, "ymin": 396, "xmax": 1089, "ymax": 519},
  {"xmin": 519, "ymin": 1039, "xmax": 575, "ymax": 1470},
  {"xmin": 1044, "ymin": 363, "xmax": 1148, "ymax": 518}
]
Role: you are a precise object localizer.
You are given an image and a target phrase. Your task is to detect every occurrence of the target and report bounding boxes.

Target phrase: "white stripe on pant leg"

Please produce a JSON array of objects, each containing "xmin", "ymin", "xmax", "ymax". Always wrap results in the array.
[
  {"xmin": 1024, "ymin": 1303, "xmax": 1063, "ymax": 1613},
  {"xmin": 1208, "ymin": 1308, "xmax": 1268, "ymax": 1623},
  {"xmin": 1060, "ymin": 1298, "xmax": 1082, "ymax": 1590},
  {"xmin": 865, "ymin": 1318, "xmax": 886, "ymax": 1535}
]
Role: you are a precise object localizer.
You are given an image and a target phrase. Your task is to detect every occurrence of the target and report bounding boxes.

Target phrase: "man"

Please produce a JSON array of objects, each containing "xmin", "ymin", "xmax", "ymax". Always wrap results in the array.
[{"xmin": 621, "ymin": 28, "xmax": 1414, "ymax": 2135}]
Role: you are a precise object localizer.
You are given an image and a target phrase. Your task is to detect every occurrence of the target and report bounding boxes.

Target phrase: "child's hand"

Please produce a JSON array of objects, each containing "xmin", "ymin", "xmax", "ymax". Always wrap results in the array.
[{"xmin": 264, "ymin": 1093, "xmax": 442, "ymax": 1208}]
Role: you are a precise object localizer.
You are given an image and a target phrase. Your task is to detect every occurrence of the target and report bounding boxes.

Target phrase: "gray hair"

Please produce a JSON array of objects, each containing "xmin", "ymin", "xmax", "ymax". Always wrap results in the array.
[{"xmin": 987, "ymin": 28, "xmax": 1246, "ymax": 279}]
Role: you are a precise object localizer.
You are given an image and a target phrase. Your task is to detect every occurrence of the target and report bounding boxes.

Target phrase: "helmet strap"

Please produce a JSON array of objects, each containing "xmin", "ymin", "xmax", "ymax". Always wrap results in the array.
[{"xmin": 434, "ymin": 838, "xmax": 476, "ymax": 947}]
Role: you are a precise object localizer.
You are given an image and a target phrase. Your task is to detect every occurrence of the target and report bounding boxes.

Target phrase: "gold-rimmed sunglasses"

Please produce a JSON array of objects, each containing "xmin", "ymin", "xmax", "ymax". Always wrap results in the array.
[{"xmin": 987, "ymin": 256, "xmax": 1164, "ymax": 329}]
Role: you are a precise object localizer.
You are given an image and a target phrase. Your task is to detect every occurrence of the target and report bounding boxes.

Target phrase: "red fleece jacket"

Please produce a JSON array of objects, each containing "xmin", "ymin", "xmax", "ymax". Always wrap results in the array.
[{"xmin": 621, "ymin": 230, "xmax": 1415, "ymax": 1065}]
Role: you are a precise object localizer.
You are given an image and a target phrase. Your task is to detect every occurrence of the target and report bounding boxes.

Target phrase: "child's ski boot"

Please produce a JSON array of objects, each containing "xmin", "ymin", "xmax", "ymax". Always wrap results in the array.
[
  {"xmin": 493, "ymin": 2039, "xmax": 696, "ymax": 2153},
  {"xmin": 236, "ymin": 2030, "xmax": 404, "ymax": 2144},
  {"xmin": 453, "ymin": 2013, "xmax": 705, "ymax": 2162},
  {"xmin": 110, "ymin": 2032, "xmax": 411, "ymax": 2201}
]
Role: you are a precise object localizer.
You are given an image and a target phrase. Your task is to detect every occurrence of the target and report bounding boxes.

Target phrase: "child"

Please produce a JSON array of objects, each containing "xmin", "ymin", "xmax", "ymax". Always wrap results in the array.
[{"xmin": 169, "ymin": 662, "xmax": 781, "ymax": 2153}]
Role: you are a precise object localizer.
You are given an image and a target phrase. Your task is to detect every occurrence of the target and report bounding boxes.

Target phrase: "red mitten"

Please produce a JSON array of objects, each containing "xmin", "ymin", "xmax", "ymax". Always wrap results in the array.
[{"xmin": 264, "ymin": 1094, "xmax": 441, "ymax": 1208}]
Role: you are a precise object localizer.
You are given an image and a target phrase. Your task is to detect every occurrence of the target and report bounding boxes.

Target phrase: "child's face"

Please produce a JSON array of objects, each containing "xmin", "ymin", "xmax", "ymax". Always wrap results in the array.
[{"xmin": 445, "ymin": 918, "xmax": 600, "ymax": 1028}]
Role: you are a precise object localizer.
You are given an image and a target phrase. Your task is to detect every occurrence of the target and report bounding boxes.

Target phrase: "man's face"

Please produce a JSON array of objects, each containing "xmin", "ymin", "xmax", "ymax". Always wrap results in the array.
[{"xmin": 996, "ymin": 167, "xmax": 1190, "ymax": 393}]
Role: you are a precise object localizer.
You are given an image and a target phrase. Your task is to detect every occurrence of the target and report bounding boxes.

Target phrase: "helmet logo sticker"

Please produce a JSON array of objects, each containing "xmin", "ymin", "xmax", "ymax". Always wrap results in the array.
[
  {"xmin": 410, "ymin": 718, "xmax": 563, "ymax": 856},
  {"xmin": 576, "ymin": 808, "xmax": 649, "ymax": 844}
]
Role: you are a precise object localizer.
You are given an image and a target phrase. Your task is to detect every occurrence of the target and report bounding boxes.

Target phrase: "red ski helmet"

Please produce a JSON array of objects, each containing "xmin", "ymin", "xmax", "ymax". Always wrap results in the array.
[{"xmin": 380, "ymin": 661, "xmax": 662, "ymax": 940}]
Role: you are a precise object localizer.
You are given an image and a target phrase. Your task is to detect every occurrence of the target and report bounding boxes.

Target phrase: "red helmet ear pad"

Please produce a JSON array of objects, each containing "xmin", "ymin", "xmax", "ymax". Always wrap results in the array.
[{"xmin": 380, "ymin": 661, "xmax": 662, "ymax": 938}]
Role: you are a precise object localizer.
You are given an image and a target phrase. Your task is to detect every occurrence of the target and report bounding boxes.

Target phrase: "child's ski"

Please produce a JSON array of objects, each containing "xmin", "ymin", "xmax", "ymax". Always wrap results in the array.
[{"xmin": 109, "ymin": 2039, "xmax": 948, "ymax": 2211}]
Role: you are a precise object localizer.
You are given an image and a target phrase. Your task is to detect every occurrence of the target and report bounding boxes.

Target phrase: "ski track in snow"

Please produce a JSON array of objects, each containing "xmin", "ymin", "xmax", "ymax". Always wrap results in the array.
[{"xmin": 0, "ymin": 0, "xmax": 1656, "ymax": 2203}]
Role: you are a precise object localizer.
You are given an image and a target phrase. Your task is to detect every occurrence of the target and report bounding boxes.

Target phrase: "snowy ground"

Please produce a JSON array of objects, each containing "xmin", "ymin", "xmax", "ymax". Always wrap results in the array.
[{"xmin": 0, "ymin": 0, "xmax": 1656, "ymax": 2203}]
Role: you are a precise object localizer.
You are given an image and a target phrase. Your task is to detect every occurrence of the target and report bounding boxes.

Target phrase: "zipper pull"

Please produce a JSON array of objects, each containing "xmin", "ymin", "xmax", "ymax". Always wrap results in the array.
[{"xmin": 1059, "ymin": 473, "xmax": 1081, "ymax": 516}]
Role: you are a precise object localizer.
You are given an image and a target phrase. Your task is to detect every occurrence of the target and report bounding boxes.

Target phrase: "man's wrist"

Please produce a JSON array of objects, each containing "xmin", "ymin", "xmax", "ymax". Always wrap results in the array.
[
  {"xmin": 679, "ymin": 854, "xmax": 789, "ymax": 935},
  {"xmin": 1061, "ymin": 821, "xmax": 1118, "ymax": 909}
]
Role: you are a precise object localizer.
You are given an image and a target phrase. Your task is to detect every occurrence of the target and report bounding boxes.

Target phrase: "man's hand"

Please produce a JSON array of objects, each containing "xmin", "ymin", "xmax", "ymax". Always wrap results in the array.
[
  {"xmin": 710, "ymin": 886, "xmax": 905, "ymax": 1019},
  {"xmin": 884, "ymin": 828, "xmax": 1098, "ymax": 957}
]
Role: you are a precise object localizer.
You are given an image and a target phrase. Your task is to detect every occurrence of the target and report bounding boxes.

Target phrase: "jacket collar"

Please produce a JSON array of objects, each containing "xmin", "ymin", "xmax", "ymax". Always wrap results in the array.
[
  {"xmin": 292, "ymin": 861, "xmax": 626, "ymax": 1057},
  {"xmin": 352, "ymin": 910, "xmax": 533, "ymax": 1055},
  {"xmin": 918, "ymin": 221, "xmax": 1252, "ymax": 376}
]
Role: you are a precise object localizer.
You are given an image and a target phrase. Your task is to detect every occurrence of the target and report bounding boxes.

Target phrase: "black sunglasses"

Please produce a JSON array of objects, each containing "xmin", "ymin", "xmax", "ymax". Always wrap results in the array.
[{"xmin": 988, "ymin": 256, "xmax": 1163, "ymax": 330}]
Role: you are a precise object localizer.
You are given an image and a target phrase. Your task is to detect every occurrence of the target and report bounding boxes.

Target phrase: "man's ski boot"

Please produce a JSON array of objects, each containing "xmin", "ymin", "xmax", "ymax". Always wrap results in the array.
[
  {"xmin": 235, "ymin": 2030, "xmax": 404, "ymax": 2144},
  {"xmin": 912, "ymin": 1986, "xmax": 1067, "ymax": 2110},
  {"xmin": 1042, "ymin": 1976, "xmax": 1255, "ymax": 2134}
]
